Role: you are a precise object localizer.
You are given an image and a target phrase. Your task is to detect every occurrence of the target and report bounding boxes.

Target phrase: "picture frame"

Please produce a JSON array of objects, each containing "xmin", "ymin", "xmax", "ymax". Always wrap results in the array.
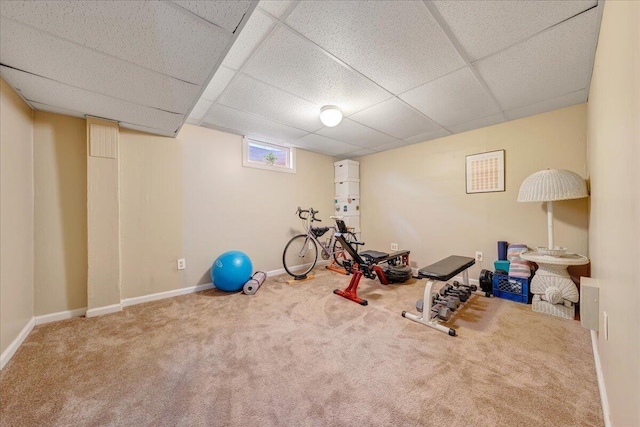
[{"xmin": 465, "ymin": 149, "xmax": 505, "ymax": 194}]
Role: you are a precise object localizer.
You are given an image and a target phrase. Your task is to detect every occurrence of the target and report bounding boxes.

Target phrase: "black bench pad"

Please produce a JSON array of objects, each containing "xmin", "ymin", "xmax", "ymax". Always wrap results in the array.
[
  {"xmin": 418, "ymin": 255, "xmax": 475, "ymax": 281},
  {"xmin": 360, "ymin": 250, "xmax": 389, "ymax": 263},
  {"xmin": 360, "ymin": 249, "xmax": 411, "ymax": 264}
]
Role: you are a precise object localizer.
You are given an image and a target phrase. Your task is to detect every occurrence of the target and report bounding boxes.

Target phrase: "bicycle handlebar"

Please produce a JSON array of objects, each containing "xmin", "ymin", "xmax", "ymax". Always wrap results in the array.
[{"xmin": 296, "ymin": 206, "xmax": 321, "ymax": 222}]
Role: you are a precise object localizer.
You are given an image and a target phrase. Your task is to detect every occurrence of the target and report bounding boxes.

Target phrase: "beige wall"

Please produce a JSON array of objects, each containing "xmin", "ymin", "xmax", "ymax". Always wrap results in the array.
[
  {"xmin": 0, "ymin": 79, "xmax": 34, "ymax": 354},
  {"xmin": 587, "ymin": 1, "xmax": 640, "ymax": 425},
  {"xmin": 118, "ymin": 124, "xmax": 335, "ymax": 298},
  {"xmin": 33, "ymin": 112, "xmax": 87, "ymax": 315},
  {"xmin": 182, "ymin": 125, "xmax": 335, "ymax": 287},
  {"xmin": 119, "ymin": 128, "xmax": 183, "ymax": 299},
  {"xmin": 358, "ymin": 104, "xmax": 588, "ymax": 279}
]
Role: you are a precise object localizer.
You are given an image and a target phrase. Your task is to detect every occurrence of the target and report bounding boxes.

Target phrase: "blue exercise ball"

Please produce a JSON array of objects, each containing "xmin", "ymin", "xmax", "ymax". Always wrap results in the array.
[{"xmin": 211, "ymin": 251, "xmax": 253, "ymax": 292}]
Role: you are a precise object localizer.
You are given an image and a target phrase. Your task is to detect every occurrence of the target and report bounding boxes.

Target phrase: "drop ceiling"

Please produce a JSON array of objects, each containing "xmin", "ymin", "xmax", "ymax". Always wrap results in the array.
[{"xmin": 0, "ymin": 1, "xmax": 603, "ymax": 158}]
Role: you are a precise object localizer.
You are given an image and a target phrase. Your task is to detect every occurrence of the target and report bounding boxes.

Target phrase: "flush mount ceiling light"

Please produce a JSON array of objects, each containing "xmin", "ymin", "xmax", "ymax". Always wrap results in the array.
[{"xmin": 320, "ymin": 105, "xmax": 343, "ymax": 127}]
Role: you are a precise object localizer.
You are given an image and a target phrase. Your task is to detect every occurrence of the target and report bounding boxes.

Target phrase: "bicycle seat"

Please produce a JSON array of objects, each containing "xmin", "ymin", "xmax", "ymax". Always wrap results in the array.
[{"xmin": 311, "ymin": 227, "xmax": 330, "ymax": 237}]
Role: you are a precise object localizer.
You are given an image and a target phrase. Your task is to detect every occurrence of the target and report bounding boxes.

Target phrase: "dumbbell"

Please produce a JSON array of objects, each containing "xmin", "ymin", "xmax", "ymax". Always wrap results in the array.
[
  {"xmin": 415, "ymin": 299, "xmax": 454, "ymax": 321},
  {"xmin": 452, "ymin": 280, "xmax": 478, "ymax": 293},
  {"xmin": 440, "ymin": 284, "xmax": 469, "ymax": 302},
  {"xmin": 431, "ymin": 292, "xmax": 460, "ymax": 310},
  {"xmin": 430, "ymin": 303, "xmax": 452, "ymax": 321},
  {"xmin": 448, "ymin": 282, "xmax": 472, "ymax": 299}
]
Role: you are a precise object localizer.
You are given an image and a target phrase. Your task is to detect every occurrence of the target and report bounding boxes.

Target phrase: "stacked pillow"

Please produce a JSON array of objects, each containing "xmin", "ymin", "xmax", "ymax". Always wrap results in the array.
[{"xmin": 507, "ymin": 244, "xmax": 532, "ymax": 278}]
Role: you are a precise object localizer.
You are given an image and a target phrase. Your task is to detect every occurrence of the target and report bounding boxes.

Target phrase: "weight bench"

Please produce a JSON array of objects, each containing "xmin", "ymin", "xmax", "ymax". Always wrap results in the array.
[
  {"xmin": 402, "ymin": 255, "xmax": 475, "ymax": 336},
  {"xmin": 333, "ymin": 232, "xmax": 410, "ymax": 306}
]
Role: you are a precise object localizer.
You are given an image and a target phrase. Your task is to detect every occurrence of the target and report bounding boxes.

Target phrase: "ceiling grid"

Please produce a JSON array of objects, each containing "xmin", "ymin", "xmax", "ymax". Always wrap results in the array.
[{"xmin": 0, "ymin": 0, "xmax": 603, "ymax": 156}]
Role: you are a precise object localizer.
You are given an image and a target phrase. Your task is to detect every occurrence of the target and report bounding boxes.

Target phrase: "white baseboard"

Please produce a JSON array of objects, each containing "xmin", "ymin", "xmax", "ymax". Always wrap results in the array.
[
  {"xmin": 266, "ymin": 260, "xmax": 329, "ymax": 278},
  {"xmin": 1, "ymin": 317, "xmax": 35, "ymax": 370},
  {"xmin": 121, "ymin": 283, "xmax": 215, "ymax": 307},
  {"xmin": 591, "ymin": 330, "xmax": 611, "ymax": 427},
  {"xmin": 35, "ymin": 308, "xmax": 87, "ymax": 325},
  {"xmin": 86, "ymin": 303, "xmax": 122, "ymax": 318}
]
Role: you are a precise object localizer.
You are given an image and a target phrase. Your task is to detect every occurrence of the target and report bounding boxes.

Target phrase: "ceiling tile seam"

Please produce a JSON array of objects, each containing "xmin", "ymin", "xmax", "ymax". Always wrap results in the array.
[
  {"xmin": 469, "ymin": 4, "xmax": 599, "ymax": 66},
  {"xmin": 0, "ymin": 14, "xmax": 202, "ymax": 86},
  {"xmin": 226, "ymin": 9, "xmax": 279, "ymax": 73},
  {"xmin": 422, "ymin": 1, "xmax": 507, "ymax": 120},
  {"xmin": 308, "ymin": 117, "xmax": 406, "ymax": 148},
  {"xmin": 28, "ymin": 98, "xmax": 169, "ymax": 134},
  {"xmin": 178, "ymin": 2, "xmax": 260, "ymax": 134},
  {"xmin": 0, "ymin": 70, "xmax": 36, "ymax": 111},
  {"xmin": 0, "ymin": 63, "xmax": 186, "ymax": 116},
  {"xmin": 196, "ymin": 16, "xmax": 282, "ymax": 127},
  {"xmin": 275, "ymin": 22, "xmax": 396, "ymax": 98},
  {"xmin": 207, "ymin": 102, "xmax": 315, "ymax": 135},
  {"xmin": 395, "ymin": 64, "xmax": 468, "ymax": 98},
  {"xmin": 504, "ymin": 88, "xmax": 588, "ymax": 115},
  {"xmin": 164, "ymin": 0, "xmax": 234, "ymax": 36},
  {"xmin": 260, "ymin": 0, "xmax": 301, "ymax": 24},
  {"xmin": 344, "ymin": 94, "xmax": 454, "ymax": 135},
  {"xmin": 582, "ymin": 1, "xmax": 605, "ymax": 106}
]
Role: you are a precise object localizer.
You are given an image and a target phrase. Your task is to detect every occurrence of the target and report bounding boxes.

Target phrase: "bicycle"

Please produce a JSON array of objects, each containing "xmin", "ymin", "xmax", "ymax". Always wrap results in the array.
[{"xmin": 282, "ymin": 207, "xmax": 359, "ymax": 279}]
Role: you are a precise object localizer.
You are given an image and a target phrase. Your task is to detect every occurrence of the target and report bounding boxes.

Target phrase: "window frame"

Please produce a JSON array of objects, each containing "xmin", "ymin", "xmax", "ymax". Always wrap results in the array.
[{"xmin": 242, "ymin": 137, "xmax": 296, "ymax": 174}]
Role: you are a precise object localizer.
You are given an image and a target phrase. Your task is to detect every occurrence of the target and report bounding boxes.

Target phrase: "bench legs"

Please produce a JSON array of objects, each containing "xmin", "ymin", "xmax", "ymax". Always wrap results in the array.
[{"xmin": 402, "ymin": 279, "xmax": 456, "ymax": 336}]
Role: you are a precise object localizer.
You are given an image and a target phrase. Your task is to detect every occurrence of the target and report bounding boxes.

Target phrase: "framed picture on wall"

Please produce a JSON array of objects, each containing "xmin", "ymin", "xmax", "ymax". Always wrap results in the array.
[{"xmin": 465, "ymin": 149, "xmax": 505, "ymax": 194}]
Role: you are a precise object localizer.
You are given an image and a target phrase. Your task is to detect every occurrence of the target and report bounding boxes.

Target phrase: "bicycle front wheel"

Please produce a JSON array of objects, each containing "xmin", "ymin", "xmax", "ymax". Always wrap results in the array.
[
  {"xmin": 332, "ymin": 231, "xmax": 358, "ymax": 267},
  {"xmin": 283, "ymin": 235, "xmax": 318, "ymax": 278}
]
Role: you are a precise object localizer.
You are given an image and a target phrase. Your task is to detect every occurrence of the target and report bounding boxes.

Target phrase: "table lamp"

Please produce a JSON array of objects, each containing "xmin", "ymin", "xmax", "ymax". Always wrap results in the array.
[{"xmin": 517, "ymin": 169, "xmax": 588, "ymax": 253}]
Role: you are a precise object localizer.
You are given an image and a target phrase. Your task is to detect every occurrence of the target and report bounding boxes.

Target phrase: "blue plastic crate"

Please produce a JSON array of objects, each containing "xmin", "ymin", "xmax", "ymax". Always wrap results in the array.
[{"xmin": 492, "ymin": 273, "xmax": 531, "ymax": 304}]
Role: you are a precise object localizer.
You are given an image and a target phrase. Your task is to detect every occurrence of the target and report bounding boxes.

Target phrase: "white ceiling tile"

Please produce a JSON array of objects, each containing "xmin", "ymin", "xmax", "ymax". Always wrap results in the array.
[
  {"xmin": 448, "ymin": 113, "xmax": 506, "ymax": 134},
  {"xmin": 29, "ymin": 102, "xmax": 85, "ymax": 119},
  {"xmin": 259, "ymin": 1, "xmax": 296, "ymax": 20},
  {"xmin": 315, "ymin": 118, "xmax": 397, "ymax": 149},
  {"xmin": 222, "ymin": 9, "xmax": 276, "ymax": 70},
  {"xmin": 202, "ymin": 104, "xmax": 308, "ymax": 143},
  {"xmin": 343, "ymin": 148, "xmax": 376, "ymax": 158},
  {"xmin": 201, "ymin": 67, "xmax": 236, "ymax": 101},
  {"xmin": 243, "ymin": 26, "xmax": 391, "ymax": 115},
  {"xmin": 0, "ymin": 18, "xmax": 199, "ymax": 114},
  {"xmin": 475, "ymin": 9, "xmax": 597, "ymax": 111},
  {"xmin": 433, "ymin": 0, "xmax": 596, "ymax": 61},
  {"xmin": 188, "ymin": 99, "xmax": 214, "ymax": 121},
  {"xmin": 286, "ymin": 1, "xmax": 465, "ymax": 95},
  {"xmin": 292, "ymin": 134, "xmax": 360, "ymax": 156},
  {"xmin": 400, "ymin": 67, "xmax": 500, "ymax": 127},
  {"xmin": 371, "ymin": 140, "xmax": 409, "ymax": 152},
  {"xmin": 504, "ymin": 90, "xmax": 587, "ymax": 121},
  {"xmin": 185, "ymin": 117, "xmax": 201, "ymax": 125},
  {"xmin": 1, "ymin": 66, "xmax": 183, "ymax": 133},
  {"xmin": 349, "ymin": 98, "xmax": 441, "ymax": 140},
  {"xmin": 403, "ymin": 128, "xmax": 451, "ymax": 145},
  {"xmin": 171, "ymin": 1, "xmax": 254, "ymax": 33},
  {"xmin": 0, "ymin": 1, "xmax": 230, "ymax": 84},
  {"xmin": 218, "ymin": 73, "xmax": 322, "ymax": 132}
]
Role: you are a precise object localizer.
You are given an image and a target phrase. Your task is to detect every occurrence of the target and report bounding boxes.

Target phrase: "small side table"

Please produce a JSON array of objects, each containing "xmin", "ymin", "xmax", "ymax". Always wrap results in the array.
[{"xmin": 520, "ymin": 251, "xmax": 589, "ymax": 319}]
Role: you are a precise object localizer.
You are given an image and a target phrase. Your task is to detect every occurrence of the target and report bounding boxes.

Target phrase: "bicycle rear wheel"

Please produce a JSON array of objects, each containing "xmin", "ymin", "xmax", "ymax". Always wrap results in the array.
[
  {"xmin": 332, "ymin": 231, "xmax": 358, "ymax": 267},
  {"xmin": 283, "ymin": 235, "xmax": 318, "ymax": 278}
]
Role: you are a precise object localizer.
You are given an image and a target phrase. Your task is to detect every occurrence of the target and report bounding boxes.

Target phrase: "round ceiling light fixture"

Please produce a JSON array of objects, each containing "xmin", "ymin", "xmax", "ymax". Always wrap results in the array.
[{"xmin": 320, "ymin": 105, "xmax": 343, "ymax": 127}]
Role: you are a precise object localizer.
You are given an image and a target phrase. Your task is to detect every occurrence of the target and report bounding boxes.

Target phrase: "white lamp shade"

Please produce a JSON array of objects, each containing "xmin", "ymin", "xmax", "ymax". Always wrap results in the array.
[
  {"xmin": 517, "ymin": 169, "xmax": 588, "ymax": 202},
  {"xmin": 320, "ymin": 105, "xmax": 343, "ymax": 127}
]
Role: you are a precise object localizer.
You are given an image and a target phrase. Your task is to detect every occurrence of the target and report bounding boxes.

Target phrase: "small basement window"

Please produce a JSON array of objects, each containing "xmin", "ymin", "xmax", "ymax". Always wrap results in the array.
[{"xmin": 242, "ymin": 137, "xmax": 296, "ymax": 173}]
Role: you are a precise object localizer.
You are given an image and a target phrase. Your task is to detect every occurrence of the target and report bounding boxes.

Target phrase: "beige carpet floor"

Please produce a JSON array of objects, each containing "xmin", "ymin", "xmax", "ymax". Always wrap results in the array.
[{"xmin": 1, "ymin": 267, "xmax": 603, "ymax": 427}]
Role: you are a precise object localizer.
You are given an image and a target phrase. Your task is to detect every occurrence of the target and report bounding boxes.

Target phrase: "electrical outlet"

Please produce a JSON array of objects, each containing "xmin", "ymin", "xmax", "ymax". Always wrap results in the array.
[
  {"xmin": 475, "ymin": 251, "xmax": 483, "ymax": 262},
  {"xmin": 391, "ymin": 243, "xmax": 398, "ymax": 251},
  {"xmin": 177, "ymin": 258, "xmax": 186, "ymax": 270}
]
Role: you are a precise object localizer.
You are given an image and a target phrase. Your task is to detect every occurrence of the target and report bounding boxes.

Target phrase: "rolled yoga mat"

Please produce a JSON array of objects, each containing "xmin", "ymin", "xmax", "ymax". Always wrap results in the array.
[
  {"xmin": 243, "ymin": 271, "xmax": 267, "ymax": 295},
  {"xmin": 498, "ymin": 241, "xmax": 508, "ymax": 261}
]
